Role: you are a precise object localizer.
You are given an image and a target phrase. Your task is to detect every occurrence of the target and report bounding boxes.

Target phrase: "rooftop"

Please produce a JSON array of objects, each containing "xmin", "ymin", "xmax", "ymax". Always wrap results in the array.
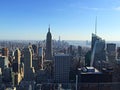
[{"xmin": 78, "ymin": 67, "xmax": 102, "ymax": 74}]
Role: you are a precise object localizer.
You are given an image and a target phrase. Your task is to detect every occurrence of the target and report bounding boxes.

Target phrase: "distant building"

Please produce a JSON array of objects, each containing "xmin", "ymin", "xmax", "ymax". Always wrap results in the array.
[
  {"xmin": 78, "ymin": 46, "xmax": 82, "ymax": 56},
  {"xmin": 117, "ymin": 47, "xmax": 120, "ymax": 59},
  {"xmin": 1, "ymin": 48, "xmax": 8, "ymax": 57},
  {"xmin": 85, "ymin": 50, "xmax": 91, "ymax": 66},
  {"xmin": 91, "ymin": 33, "xmax": 106, "ymax": 68},
  {"xmin": 54, "ymin": 54, "xmax": 72, "ymax": 83},
  {"xmin": 2, "ymin": 67, "xmax": 12, "ymax": 83},
  {"xmin": 106, "ymin": 43, "xmax": 116, "ymax": 61},
  {"xmin": 38, "ymin": 47, "xmax": 43, "ymax": 69},
  {"xmin": 0, "ymin": 56, "xmax": 9, "ymax": 72},
  {"xmin": 35, "ymin": 69, "xmax": 47, "ymax": 83},
  {"xmin": 24, "ymin": 47, "xmax": 35, "ymax": 81},
  {"xmin": 38, "ymin": 47, "xmax": 43, "ymax": 57},
  {"xmin": 17, "ymin": 81, "xmax": 35, "ymax": 90},
  {"xmin": 68, "ymin": 45, "xmax": 73, "ymax": 55},
  {"xmin": 13, "ymin": 48, "xmax": 21, "ymax": 73},
  {"xmin": 91, "ymin": 33, "xmax": 101, "ymax": 51},
  {"xmin": 32, "ymin": 44, "xmax": 38, "ymax": 55},
  {"xmin": 45, "ymin": 26, "xmax": 52, "ymax": 60},
  {"xmin": 106, "ymin": 43, "xmax": 116, "ymax": 53},
  {"xmin": 32, "ymin": 58, "xmax": 39, "ymax": 72},
  {"xmin": 12, "ymin": 48, "xmax": 22, "ymax": 86},
  {"xmin": 32, "ymin": 46, "xmax": 43, "ymax": 70}
]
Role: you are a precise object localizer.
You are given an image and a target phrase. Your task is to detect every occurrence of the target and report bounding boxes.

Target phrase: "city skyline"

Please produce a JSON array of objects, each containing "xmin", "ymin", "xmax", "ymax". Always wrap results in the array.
[{"xmin": 0, "ymin": 0, "xmax": 120, "ymax": 41}]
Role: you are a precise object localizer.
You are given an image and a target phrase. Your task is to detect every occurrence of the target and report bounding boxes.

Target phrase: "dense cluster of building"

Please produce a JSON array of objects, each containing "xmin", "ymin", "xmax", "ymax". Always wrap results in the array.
[{"xmin": 0, "ymin": 27, "xmax": 120, "ymax": 90}]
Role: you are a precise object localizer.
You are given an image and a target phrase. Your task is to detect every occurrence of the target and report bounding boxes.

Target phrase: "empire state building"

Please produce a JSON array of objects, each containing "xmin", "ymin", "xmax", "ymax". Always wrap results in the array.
[{"xmin": 45, "ymin": 26, "xmax": 52, "ymax": 60}]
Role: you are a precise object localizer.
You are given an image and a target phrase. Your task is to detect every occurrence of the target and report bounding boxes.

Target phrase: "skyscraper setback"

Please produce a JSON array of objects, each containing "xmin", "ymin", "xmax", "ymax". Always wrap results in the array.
[{"xmin": 45, "ymin": 26, "xmax": 52, "ymax": 60}]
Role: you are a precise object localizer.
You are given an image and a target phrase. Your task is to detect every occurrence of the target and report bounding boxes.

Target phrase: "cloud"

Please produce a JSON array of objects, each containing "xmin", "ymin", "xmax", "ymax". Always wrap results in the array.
[
  {"xmin": 113, "ymin": 6, "xmax": 120, "ymax": 11},
  {"xmin": 79, "ymin": 7, "xmax": 99, "ymax": 11}
]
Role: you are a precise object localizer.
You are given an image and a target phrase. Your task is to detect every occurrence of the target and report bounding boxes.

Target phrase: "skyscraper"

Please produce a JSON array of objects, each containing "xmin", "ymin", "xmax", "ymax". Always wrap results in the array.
[
  {"xmin": 13, "ymin": 48, "xmax": 21, "ymax": 73},
  {"xmin": 1, "ymin": 48, "xmax": 8, "ymax": 57},
  {"xmin": 78, "ymin": 46, "xmax": 82, "ymax": 56},
  {"xmin": 106, "ymin": 43, "xmax": 116, "ymax": 62},
  {"xmin": 38, "ymin": 47, "xmax": 43, "ymax": 69},
  {"xmin": 91, "ymin": 33, "xmax": 101, "ymax": 51},
  {"xmin": 0, "ymin": 56, "xmax": 8, "ymax": 72},
  {"xmin": 91, "ymin": 33, "xmax": 106, "ymax": 68},
  {"xmin": 45, "ymin": 26, "xmax": 52, "ymax": 60},
  {"xmin": 12, "ymin": 48, "xmax": 22, "ymax": 86},
  {"xmin": 24, "ymin": 47, "xmax": 34, "ymax": 81},
  {"xmin": 54, "ymin": 54, "xmax": 72, "ymax": 83}
]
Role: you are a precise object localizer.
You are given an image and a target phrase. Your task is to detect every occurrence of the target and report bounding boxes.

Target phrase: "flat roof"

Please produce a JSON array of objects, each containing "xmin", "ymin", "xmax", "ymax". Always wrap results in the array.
[
  {"xmin": 55, "ymin": 53, "xmax": 70, "ymax": 56},
  {"xmin": 78, "ymin": 67, "xmax": 102, "ymax": 74}
]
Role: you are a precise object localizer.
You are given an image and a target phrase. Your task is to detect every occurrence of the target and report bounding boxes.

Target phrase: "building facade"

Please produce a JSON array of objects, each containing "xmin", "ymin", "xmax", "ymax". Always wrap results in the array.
[
  {"xmin": 54, "ymin": 54, "xmax": 72, "ymax": 83},
  {"xmin": 24, "ymin": 47, "xmax": 34, "ymax": 81},
  {"xmin": 45, "ymin": 26, "xmax": 52, "ymax": 60}
]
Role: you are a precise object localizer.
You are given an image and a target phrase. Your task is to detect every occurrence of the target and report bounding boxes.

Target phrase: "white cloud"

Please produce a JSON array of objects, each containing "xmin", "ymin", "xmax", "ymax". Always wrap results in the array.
[
  {"xmin": 79, "ymin": 7, "xmax": 99, "ymax": 11},
  {"xmin": 114, "ymin": 6, "xmax": 120, "ymax": 11}
]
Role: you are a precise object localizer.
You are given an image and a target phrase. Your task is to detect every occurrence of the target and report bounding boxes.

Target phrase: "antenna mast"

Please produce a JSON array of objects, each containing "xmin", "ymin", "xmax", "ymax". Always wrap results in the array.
[{"xmin": 95, "ymin": 16, "xmax": 97, "ymax": 35}]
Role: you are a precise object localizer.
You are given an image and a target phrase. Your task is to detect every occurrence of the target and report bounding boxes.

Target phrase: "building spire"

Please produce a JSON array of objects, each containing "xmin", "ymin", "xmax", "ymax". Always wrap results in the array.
[
  {"xmin": 48, "ymin": 24, "xmax": 50, "ymax": 32},
  {"xmin": 95, "ymin": 16, "xmax": 97, "ymax": 35},
  {"xmin": 59, "ymin": 36, "xmax": 61, "ymax": 41}
]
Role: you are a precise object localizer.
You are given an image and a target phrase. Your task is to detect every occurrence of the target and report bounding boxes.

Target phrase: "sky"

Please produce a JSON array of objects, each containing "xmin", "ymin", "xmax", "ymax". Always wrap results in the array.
[{"xmin": 0, "ymin": 0, "xmax": 120, "ymax": 41}]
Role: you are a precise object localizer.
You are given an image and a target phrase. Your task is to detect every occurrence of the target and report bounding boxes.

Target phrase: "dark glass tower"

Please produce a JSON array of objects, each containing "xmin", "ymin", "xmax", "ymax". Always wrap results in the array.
[{"xmin": 46, "ymin": 26, "xmax": 52, "ymax": 60}]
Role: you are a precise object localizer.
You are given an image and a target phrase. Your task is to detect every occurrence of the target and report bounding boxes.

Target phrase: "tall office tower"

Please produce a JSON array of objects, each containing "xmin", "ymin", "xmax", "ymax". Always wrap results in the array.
[
  {"xmin": 1, "ymin": 48, "xmax": 8, "ymax": 57},
  {"xmin": 54, "ymin": 54, "xmax": 72, "ymax": 83},
  {"xmin": 38, "ymin": 47, "xmax": 43, "ymax": 69},
  {"xmin": 13, "ymin": 48, "xmax": 21, "ymax": 73},
  {"xmin": 78, "ymin": 46, "xmax": 82, "ymax": 56},
  {"xmin": 106, "ymin": 43, "xmax": 116, "ymax": 61},
  {"xmin": 91, "ymin": 33, "xmax": 106, "ymax": 68},
  {"xmin": 68, "ymin": 45, "xmax": 74, "ymax": 56},
  {"xmin": 45, "ymin": 26, "xmax": 52, "ymax": 60},
  {"xmin": 12, "ymin": 48, "xmax": 22, "ymax": 86},
  {"xmin": 91, "ymin": 33, "xmax": 101, "ymax": 51},
  {"xmin": 0, "ymin": 56, "xmax": 8, "ymax": 72},
  {"xmin": 32, "ymin": 44, "xmax": 38, "ymax": 55},
  {"xmin": 24, "ymin": 47, "xmax": 34, "ymax": 81},
  {"xmin": 117, "ymin": 47, "xmax": 120, "ymax": 59}
]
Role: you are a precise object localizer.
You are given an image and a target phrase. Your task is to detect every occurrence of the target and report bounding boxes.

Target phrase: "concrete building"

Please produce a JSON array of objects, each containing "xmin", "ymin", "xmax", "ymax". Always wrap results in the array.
[
  {"xmin": 38, "ymin": 47, "xmax": 43, "ymax": 69},
  {"xmin": 1, "ymin": 48, "xmax": 8, "ymax": 57},
  {"xmin": 0, "ymin": 56, "xmax": 9, "ymax": 72},
  {"xmin": 68, "ymin": 45, "xmax": 73, "ymax": 55},
  {"xmin": 2, "ymin": 67, "xmax": 12, "ymax": 83},
  {"xmin": 35, "ymin": 69, "xmax": 47, "ymax": 83},
  {"xmin": 24, "ymin": 47, "xmax": 35, "ymax": 81},
  {"xmin": 54, "ymin": 54, "xmax": 72, "ymax": 83},
  {"xmin": 32, "ymin": 58, "xmax": 39, "ymax": 72},
  {"xmin": 32, "ymin": 44, "xmax": 38, "ymax": 55},
  {"xmin": 106, "ymin": 43, "xmax": 116, "ymax": 54},
  {"xmin": 45, "ymin": 26, "xmax": 52, "ymax": 60},
  {"xmin": 78, "ymin": 46, "xmax": 82, "ymax": 56},
  {"xmin": 106, "ymin": 43, "xmax": 116, "ymax": 62},
  {"xmin": 12, "ymin": 48, "xmax": 22, "ymax": 86},
  {"xmin": 38, "ymin": 47, "xmax": 43, "ymax": 57},
  {"xmin": 13, "ymin": 48, "xmax": 21, "ymax": 73},
  {"xmin": 117, "ymin": 47, "xmax": 120, "ymax": 59},
  {"xmin": 17, "ymin": 81, "xmax": 35, "ymax": 90}
]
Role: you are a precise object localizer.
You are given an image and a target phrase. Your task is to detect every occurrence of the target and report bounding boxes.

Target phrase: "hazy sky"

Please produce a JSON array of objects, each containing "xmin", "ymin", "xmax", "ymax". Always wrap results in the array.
[{"xmin": 0, "ymin": 0, "xmax": 120, "ymax": 41}]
